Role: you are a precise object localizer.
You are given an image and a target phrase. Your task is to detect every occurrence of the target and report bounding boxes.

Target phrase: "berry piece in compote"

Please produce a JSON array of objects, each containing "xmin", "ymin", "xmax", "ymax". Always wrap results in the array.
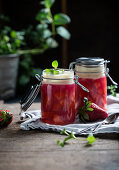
[{"xmin": 41, "ymin": 83, "xmax": 75, "ymax": 125}]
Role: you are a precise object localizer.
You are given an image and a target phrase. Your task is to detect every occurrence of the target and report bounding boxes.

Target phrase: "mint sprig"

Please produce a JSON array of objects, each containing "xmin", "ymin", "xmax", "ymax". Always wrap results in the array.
[
  {"xmin": 52, "ymin": 60, "xmax": 58, "ymax": 69},
  {"xmin": 56, "ymin": 129, "xmax": 96, "ymax": 147},
  {"xmin": 45, "ymin": 60, "xmax": 59, "ymax": 74},
  {"xmin": 56, "ymin": 129, "xmax": 76, "ymax": 147},
  {"xmin": 45, "ymin": 60, "xmax": 64, "ymax": 75}
]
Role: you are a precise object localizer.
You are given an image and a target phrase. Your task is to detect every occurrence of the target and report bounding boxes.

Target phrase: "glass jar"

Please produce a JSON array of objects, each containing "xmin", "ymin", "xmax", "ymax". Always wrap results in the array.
[
  {"xmin": 70, "ymin": 57, "xmax": 108, "ymax": 111},
  {"xmin": 40, "ymin": 69, "xmax": 75, "ymax": 125}
]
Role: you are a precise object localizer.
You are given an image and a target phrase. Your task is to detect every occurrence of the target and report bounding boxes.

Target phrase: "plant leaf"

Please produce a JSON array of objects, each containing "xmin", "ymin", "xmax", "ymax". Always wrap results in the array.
[
  {"xmin": 35, "ymin": 9, "xmax": 51, "ymax": 23},
  {"xmin": 36, "ymin": 24, "xmax": 48, "ymax": 31},
  {"xmin": 87, "ymin": 108, "xmax": 94, "ymax": 111},
  {"xmin": 44, "ymin": 0, "xmax": 55, "ymax": 8},
  {"xmin": 46, "ymin": 38, "xmax": 58, "ymax": 48},
  {"xmin": 42, "ymin": 29, "xmax": 52, "ymax": 39},
  {"xmin": 54, "ymin": 13, "xmax": 71, "ymax": 25},
  {"xmin": 56, "ymin": 26, "xmax": 71, "ymax": 40},
  {"xmin": 10, "ymin": 30, "xmax": 17, "ymax": 38}
]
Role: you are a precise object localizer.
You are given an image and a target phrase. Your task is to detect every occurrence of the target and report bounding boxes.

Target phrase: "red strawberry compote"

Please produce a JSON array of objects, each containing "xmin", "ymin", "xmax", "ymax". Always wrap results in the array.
[
  {"xmin": 41, "ymin": 69, "xmax": 75, "ymax": 125},
  {"xmin": 73, "ymin": 57, "xmax": 107, "ymax": 111},
  {"xmin": 75, "ymin": 76, "xmax": 107, "ymax": 111}
]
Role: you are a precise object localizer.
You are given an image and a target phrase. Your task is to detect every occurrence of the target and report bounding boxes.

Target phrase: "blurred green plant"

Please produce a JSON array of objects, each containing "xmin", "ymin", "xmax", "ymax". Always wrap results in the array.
[
  {"xmin": 107, "ymin": 85, "xmax": 118, "ymax": 97},
  {"xmin": 0, "ymin": 15, "xmax": 25, "ymax": 55},
  {"xmin": 23, "ymin": 0, "xmax": 71, "ymax": 52},
  {"xmin": 0, "ymin": 0, "xmax": 71, "ymax": 89},
  {"xmin": 19, "ymin": 0, "xmax": 71, "ymax": 88},
  {"xmin": 18, "ymin": 54, "xmax": 42, "ymax": 87}
]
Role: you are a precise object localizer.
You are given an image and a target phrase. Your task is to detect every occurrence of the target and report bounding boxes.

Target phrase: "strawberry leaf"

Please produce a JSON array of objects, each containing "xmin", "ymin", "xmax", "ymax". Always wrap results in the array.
[
  {"xmin": 87, "ymin": 108, "xmax": 94, "ymax": 111},
  {"xmin": 77, "ymin": 98, "xmax": 94, "ymax": 122},
  {"xmin": 83, "ymin": 113, "xmax": 89, "ymax": 120},
  {"xmin": 86, "ymin": 102, "xmax": 92, "ymax": 107}
]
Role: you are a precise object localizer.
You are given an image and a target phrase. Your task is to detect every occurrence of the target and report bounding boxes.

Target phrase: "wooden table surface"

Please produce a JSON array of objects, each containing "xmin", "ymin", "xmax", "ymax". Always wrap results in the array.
[{"xmin": 0, "ymin": 102, "xmax": 119, "ymax": 170}]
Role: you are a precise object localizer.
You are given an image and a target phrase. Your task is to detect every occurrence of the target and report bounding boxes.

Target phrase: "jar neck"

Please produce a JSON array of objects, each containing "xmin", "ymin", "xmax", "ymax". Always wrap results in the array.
[
  {"xmin": 42, "ymin": 69, "xmax": 74, "ymax": 84},
  {"xmin": 42, "ymin": 78, "xmax": 74, "ymax": 84},
  {"xmin": 75, "ymin": 64, "xmax": 106, "ymax": 79}
]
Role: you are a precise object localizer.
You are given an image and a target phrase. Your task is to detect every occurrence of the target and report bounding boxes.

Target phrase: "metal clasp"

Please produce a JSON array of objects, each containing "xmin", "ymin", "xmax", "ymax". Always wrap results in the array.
[
  {"xmin": 74, "ymin": 75, "xmax": 89, "ymax": 92},
  {"xmin": 19, "ymin": 74, "xmax": 42, "ymax": 119},
  {"xmin": 104, "ymin": 60, "xmax": 118, "ymax": 86}
]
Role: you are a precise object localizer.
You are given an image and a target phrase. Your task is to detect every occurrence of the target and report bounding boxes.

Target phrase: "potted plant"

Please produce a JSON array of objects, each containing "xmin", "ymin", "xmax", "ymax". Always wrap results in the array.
[
  {"xmin": 0, "ymin": 0, "xmax": 71, "ymax": 99},
  {"xmin": 0, "ymin": 14, "xmax": 25, "ymax": 99}
]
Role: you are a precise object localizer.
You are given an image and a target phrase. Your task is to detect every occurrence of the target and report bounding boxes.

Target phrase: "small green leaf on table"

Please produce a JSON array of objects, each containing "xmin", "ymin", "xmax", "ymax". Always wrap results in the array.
[{"xmin": 87, "ymin": 133, "xmax": 96, "ymax": 145}]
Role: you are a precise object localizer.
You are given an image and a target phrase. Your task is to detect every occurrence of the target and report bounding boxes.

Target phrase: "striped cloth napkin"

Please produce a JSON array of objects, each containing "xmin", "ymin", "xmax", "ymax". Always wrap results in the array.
[{"xmin": 20, "ymin": 94, "xmax": 119, "ymax": 135}]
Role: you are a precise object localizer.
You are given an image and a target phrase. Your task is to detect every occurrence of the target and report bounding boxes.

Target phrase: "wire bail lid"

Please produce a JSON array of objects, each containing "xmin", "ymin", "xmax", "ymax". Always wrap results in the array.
[
  {"xmin": 19, "ymin": 74, "xmax": 42, "ymax": 119},
  {"xmin": 69, "ymin": 57, "xmax": 117, "ymax": 85}
]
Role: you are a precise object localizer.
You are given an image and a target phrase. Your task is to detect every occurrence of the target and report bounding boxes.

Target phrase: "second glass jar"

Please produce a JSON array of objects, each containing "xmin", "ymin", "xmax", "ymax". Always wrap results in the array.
[{"xmin": 70, "ymin": 57, "xmax": 107, "ymax": 111}]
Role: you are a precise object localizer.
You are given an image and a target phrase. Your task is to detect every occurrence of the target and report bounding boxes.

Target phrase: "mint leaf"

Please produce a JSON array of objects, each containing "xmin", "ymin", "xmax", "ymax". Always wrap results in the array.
[
  {"xmin": 53, "ymin": 70, "xmax": 59, "ymax": 74},
  {"xmin": 56, "ymin": 140, "xmax": 65, "ymax": 147},
  {"xmin": 52, "ymin": 60, "xmax": 58, "ymax": 69},
  {"xmin": 87, "ymin": 134, "xmax": 96, "ymax": 145},
  {"xmin": 45, "ymin": 69, "xmax": 52, "ymax": 74},
  {"xmin": 45, "ymin": 60, "xmax": 59, "ymax": 74}
]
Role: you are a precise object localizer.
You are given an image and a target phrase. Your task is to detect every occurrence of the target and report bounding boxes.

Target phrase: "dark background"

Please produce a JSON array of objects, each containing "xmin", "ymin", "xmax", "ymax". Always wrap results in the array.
[{"xmin": 0, "ymin": 0, "xmax": 119, "ymax": 87}]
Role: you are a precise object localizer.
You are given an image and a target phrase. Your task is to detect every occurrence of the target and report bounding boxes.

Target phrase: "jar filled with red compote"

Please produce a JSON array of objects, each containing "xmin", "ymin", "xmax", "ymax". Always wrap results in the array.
[
  {"xmin": 41, "ymin": 69, "xmax": 75, "ymax": 125},
  {"xmin": 70, "ymin": 57, "xmax": 108, "ymax": 111}
]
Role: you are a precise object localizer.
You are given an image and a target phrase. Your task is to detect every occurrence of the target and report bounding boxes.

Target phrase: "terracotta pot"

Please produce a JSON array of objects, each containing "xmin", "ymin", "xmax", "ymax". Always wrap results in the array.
[{"xmin": 0, "ymin": 54, "xmax": 20, "ymax": 99}]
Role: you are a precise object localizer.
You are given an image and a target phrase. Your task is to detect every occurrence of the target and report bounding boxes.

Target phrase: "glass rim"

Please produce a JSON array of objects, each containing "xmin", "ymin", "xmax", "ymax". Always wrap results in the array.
[
  {"xmin": 43, "ymin": 68, "xmax": 74, "ymax": 72},
  {"xmin": 42, "ymin": 68, "xmax": 74, "ymax": 80}
]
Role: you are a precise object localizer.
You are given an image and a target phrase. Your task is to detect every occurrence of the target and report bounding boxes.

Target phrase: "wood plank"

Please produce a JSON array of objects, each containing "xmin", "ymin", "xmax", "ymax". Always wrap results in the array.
[{"xmin": 0, "ymin": 102, "xmax": 119, "ymax": 170}]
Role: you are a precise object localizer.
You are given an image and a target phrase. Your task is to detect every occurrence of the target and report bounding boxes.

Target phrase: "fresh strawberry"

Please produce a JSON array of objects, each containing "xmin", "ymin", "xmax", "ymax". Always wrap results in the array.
[
  {"xmin": 0, "ymin": 110, "xmax": 13, "ymax": 127},
  {"xmin": 77, "ymin": 98, "xmax": 108, "ymax": 122}
]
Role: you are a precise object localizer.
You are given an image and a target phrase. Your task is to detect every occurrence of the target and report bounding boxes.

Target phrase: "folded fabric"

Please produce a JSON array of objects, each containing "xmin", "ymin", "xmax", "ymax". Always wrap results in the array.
[
  {"xmin": 20, "ymin": 94, "xmax": 119, "ymax": 135},
  {"xmin": 107, "ymin": 93, "xmax": 119, "ymax": 105}
]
